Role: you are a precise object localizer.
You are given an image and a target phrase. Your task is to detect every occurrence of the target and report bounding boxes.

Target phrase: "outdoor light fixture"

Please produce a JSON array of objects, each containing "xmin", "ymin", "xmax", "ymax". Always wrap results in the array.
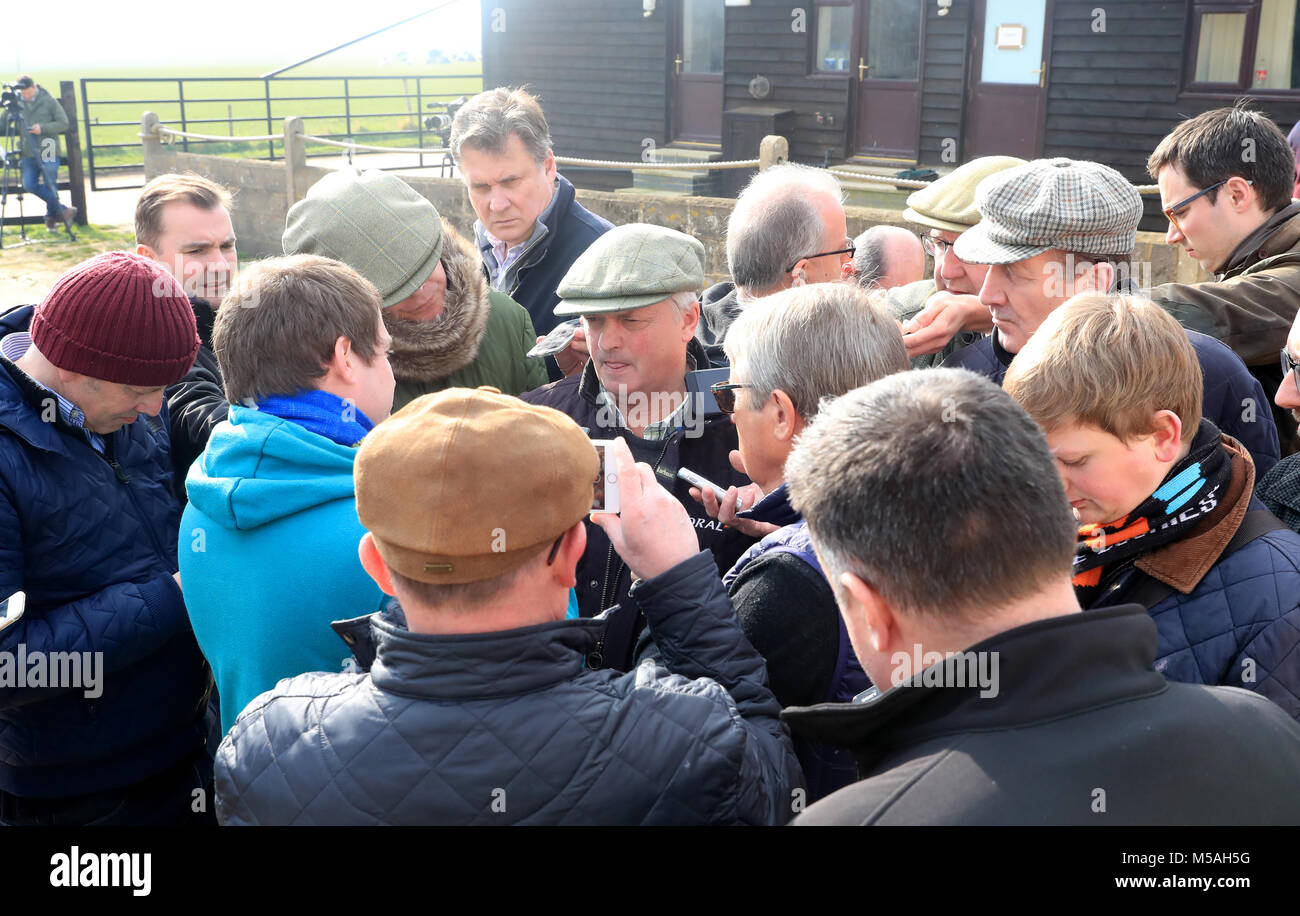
[
  {"xmin": 938, "ymin": 0, "xmax": 952, "ymax": 15},
  {"xmin": 643, "ymin": 0, "xmax": 655, "ymax": 18}
]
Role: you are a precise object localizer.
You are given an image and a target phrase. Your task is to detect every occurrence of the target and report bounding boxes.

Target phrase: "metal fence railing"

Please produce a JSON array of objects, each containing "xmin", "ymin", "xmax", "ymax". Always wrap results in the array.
[{"xmin": 81, "ymin": 72, "xmax": 482, "ymax": 190}]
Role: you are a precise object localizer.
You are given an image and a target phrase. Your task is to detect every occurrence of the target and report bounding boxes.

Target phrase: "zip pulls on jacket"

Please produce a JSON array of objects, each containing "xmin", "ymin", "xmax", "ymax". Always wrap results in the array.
[{"xmin": 103, "ymin": 433, "xmax": 175, "ymax": 572}]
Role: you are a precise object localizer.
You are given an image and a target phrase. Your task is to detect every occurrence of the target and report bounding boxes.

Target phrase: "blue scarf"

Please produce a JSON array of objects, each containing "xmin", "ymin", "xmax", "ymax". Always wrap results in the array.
[{"xmin": 253, "ymin": 389, "xmax": 375, "ymax": 447}]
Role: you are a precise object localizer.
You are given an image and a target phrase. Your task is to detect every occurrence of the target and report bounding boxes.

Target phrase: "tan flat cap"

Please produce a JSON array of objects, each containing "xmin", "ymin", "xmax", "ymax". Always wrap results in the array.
[
  {"xmin": 903, "ymin": 156, "xmax": 1027, "ymax": 233},
  {"xmin": 554, "ymin": 223, "xmax": 705, "ymax": 316},
  {"xmin": 355, "ymin": 387, "xmax": 599, "ymax": 584}
]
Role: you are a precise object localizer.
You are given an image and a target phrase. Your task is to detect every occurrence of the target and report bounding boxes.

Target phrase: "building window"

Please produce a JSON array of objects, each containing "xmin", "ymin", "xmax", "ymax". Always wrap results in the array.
[
  {"xmin": 1186, "ymin": 0, "xmax": 1300, "ymax": 92},
  {"xmin": 682, "ymin": 0, "xmax": 725, "ymax": 74},
  {"xmin": 815, "ymin": 2, "xmax": 854, "ymax": 73},
  {"xmin": 1194, "ymin": 11, "xmax": 1249, "ymax": 84}
]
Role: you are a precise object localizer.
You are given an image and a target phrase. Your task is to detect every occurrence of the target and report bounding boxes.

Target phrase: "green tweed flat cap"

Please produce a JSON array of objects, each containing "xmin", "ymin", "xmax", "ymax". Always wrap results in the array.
[
  {"xmin": 903, "ymin": 156, "xmax": 1026, "ymax": 233},
  {"xmin": 282, "ymin": 167, "xmax": 444, "ymax": 308},
  {"xmin": 554, "ymin": 223, "xmax": 705, "ymax": 316}
]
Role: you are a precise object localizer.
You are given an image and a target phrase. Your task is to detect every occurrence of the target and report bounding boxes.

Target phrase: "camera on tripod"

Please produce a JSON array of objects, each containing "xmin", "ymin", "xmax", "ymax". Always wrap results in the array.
[
  {"xmin": 1, "ymin": 84, "xmax": 24, "ymax": 122},
  {"xmin": 424, "ymin": 96, "xmax": 467, "ymax": 142}
]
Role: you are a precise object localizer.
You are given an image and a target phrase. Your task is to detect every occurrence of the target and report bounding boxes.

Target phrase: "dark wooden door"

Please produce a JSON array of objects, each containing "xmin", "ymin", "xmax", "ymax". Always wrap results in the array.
[
  {"xmin": 853, "ymin": 0, "xmax": 925, "ymax": 160},
  {"xmin": 965, "ymin": 0, "xmax": 1053, "ymax": 159},
  {"xmin": 671, "ymin": 0, "xmax": 725, "ymax": 143}
]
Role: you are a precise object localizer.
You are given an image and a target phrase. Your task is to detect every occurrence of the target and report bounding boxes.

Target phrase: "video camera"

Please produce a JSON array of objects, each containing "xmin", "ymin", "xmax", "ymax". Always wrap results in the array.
[
  {"xmin": 424, "ymin": 96, "xmax": 467, "ymax": 142},
  {"xmin": 1, "ymin": 83, "xmax": 23, "ymax": 117}
]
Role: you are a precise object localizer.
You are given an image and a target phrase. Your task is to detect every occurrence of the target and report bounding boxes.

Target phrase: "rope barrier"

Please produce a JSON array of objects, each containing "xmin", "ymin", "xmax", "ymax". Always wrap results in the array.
[
  {"xmin": 156, "ymin": 126, "xmax": 279, "ymax": 143},
  {"xmin": 300, "ymin": 135, "xmax": 451, "ymax": 155},
  {"xmin": 151, "ymin": 125, "xmax": 1167, "ymax": 193},
  {"xmin": 554, "ymin": 155, "xmax": 760, "ymax": 171},
  {"xmin": 155, "ymin": 125, "xmax": 451, "ymax": 155}
]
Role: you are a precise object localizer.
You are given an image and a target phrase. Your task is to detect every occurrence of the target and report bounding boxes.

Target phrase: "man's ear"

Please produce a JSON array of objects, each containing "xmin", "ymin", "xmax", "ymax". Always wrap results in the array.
[
  {"xmin": 552, "ymin": 520, "xmax": 587, "ymax": 588},
  {"xmin": 769, "ymin": 389, "xmax": 803, "ymax": 443},
  {"xmin": 1149, "ymin": 409, "xmax": 1184, "ymax": 462},
  {"xmin": 358, "ymin": 533, "xmax": 397, "ymax": 597},
  {"xmin": 135, "ymin": 242, "xmax": 158, "ymax": 261},
  {"xmin": 789, "ymin": 260, "xmax": 809, "ymax": 287},
  {"xmin": 1225, "ymin": 175, "xmax": 1257, "ymax": 211},
  {"xmin": 840, "ymin": 569, "xmax": 896, "ymax": 656},
  {"xmin": 680, "ymin": 299, "xmax": 701, "ymax": 341},
  {"xmin": 325, "ymin": 335, "xmax": 357, "ymax": 383},
  {"xmin": 1079, "ymin": 260, "xmax": 1116, "ymax": 295},
  {"xmin": 542, "ymin": 149, "xmax": 557, "ymax": 184}
]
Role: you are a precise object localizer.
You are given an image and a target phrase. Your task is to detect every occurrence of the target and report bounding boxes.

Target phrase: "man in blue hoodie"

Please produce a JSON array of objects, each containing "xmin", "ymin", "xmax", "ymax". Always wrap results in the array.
[{"xmin": 180, "ymin": 255, "xmax": 395, "ymax": 734}]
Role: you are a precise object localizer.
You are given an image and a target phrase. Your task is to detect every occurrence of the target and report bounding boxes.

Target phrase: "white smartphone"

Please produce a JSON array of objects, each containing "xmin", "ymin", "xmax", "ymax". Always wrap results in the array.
[
  {"xmin": 0, "ymin": 590, "xmax": 26, "ymax": 634},
  {"xmin": 677, "ymin": 466, "xmax": 726, "ymax": 502},
  {"xmin": 590, "ymin": 440, "xmax": 621, "ymax": 514}
]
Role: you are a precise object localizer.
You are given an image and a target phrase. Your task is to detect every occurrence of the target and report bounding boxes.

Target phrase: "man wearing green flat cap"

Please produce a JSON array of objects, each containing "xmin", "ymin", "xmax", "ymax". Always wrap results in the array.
[
  {"xmin": 522, "ymin": 223, "xmax": 757, "ymax": 671},
  {"xmin": 284, "ymin": 168, "xmax": 547, "ymax": 410}
]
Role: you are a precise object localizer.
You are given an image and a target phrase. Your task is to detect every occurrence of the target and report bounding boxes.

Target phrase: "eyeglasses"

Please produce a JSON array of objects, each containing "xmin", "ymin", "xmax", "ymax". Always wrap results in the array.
[
  {"xmin": 1162, "ymin": 179, "xmax": 1251, "ymax": 237},
  {"xmin": 920, "ymin": 235, "xmax": 952, "ymax": 259},
  {"xmin": 1283, "ymin": 347, "xmax": 1300, "ymax": 397},
  {"xmin": 710, "ymin": 382, "xmax": 753, "ymax": 414},
  {"xmin": 786, "ymin": 242, "xmax": 856, "ymax": 274}
]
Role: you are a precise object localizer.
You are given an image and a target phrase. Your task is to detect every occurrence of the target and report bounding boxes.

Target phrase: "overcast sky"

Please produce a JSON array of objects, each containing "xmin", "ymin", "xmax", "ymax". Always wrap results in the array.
[{"xmin": 6, "ymin": 0, "xmax": 482, "ymax": 73}]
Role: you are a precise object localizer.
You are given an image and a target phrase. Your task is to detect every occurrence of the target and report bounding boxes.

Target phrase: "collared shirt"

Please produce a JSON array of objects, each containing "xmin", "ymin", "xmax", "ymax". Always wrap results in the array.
[
  {"xmin": 477, "ymin": 180, "xmax": 560, "ymax": 290},
  {"xmin": 0, "ymin": 332, "xmax": 105, "ymax": 453},
  {"xmin": 595, "ymin": 354, "xmax": 697, "ymax": 442}
]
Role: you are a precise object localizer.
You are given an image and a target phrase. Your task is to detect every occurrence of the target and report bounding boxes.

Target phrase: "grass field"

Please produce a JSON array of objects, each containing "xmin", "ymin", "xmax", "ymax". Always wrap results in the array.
[{"xmin": 61, "ymin": 61, "xmax": 482, "ymax": 176}]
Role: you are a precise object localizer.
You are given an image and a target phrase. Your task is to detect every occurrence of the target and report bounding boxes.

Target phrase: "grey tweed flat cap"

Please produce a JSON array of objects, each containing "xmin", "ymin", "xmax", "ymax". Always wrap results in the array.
[
  {"xmin": 554, "ymin": 223, "xmax": 705, "ymax": 316},
  {"xmin": 954, "ymin": 157, "xmax": 1142, "ymax": 265}
]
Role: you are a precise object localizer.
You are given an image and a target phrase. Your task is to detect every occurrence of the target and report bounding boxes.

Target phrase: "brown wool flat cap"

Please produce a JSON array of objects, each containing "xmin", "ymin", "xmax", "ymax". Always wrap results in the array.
[{"xmin": 354, "ymin": 387, "xmax": 600, "ymax": 584}]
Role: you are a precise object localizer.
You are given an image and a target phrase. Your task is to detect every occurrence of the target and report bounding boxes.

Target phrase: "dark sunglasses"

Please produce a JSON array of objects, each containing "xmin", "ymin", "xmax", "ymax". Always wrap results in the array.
[
  {"xmin": 1283, "ymin": 347, "xmax": 1300, "ymax": 397},
  {"xmin": 786, "ymin": 243, "xmax": 856, "ymax": 274},
  {"xmin": 710, "ymin": 382, "xmax": 753, "ymax": 414}
]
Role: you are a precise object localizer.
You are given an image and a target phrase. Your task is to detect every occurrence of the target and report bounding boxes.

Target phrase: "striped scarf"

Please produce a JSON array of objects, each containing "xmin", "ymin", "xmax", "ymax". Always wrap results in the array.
[{"xmin": 1072, "ymin": 423, "xmax": 1229, "ymax": 605}]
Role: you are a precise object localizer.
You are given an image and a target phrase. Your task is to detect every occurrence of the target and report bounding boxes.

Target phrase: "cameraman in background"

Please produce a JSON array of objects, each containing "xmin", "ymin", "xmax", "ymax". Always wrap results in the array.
[{"xmin": 13, "ymin": 76, "xmax": 74, "ymax": 231}]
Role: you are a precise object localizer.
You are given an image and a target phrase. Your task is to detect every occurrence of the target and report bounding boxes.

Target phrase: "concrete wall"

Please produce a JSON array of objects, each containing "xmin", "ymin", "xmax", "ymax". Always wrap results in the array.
[{"xmin": 140, "ymin": 113, "xmax": 1209, "ymax": 287}]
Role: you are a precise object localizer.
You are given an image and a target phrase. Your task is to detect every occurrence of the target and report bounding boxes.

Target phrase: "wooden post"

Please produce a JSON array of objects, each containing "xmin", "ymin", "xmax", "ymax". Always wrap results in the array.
[
  {"xmin": 284, "ymin": 116, "xmax": 306, "ymax": 204},
  {"xmin": 59, "ymin": 81, "xmax": 86, "ymax": 225},
  {"xmin": 758, "ymin": 135, "xmax": 788, "ymax": 171},
  {"xmin": 139, "ymin": 111, "xmax": 162, "ymax": 181}
]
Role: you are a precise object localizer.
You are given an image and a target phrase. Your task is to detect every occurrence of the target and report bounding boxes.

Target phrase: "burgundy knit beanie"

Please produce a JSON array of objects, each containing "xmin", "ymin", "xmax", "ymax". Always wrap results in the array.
[{"xmin": 31, "ymin": 251, "xmax": 200, "ymax": 386}]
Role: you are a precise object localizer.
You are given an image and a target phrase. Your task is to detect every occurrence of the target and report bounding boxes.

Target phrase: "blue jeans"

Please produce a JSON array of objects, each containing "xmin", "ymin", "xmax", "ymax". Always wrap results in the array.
[{"xmin": 19, "ymin": 155, "xmax": 62, "ymax": 218}]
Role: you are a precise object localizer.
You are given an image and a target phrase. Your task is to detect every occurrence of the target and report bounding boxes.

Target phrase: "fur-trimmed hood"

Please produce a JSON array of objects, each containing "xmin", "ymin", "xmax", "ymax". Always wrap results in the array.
[{"xmin": 385, "ymin": 219, "xmax": 492, "ymax": 383}]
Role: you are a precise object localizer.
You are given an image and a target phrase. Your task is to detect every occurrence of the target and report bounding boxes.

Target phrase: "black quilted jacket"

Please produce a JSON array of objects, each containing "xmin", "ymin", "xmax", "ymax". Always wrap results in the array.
[{"xmin": 214, "ymin": 552, "xmax": 805, "ymax": 825}]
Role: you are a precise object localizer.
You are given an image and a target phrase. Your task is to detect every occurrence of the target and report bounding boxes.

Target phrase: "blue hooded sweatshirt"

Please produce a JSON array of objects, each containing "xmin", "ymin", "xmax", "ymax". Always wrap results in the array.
[{"xmin": 180, "ymin": 404, "xmax": 387, "ymax": 734}]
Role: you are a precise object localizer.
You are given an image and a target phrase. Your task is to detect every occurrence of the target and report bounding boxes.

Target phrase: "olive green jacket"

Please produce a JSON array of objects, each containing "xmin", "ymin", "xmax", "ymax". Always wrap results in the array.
[
  {"xmin": 389, "ymin": 220, "xmax": 548, "ymax": 410},
  {"xmin": 17, "ymin": 85, "xmax": 69, "ymax": 162}
]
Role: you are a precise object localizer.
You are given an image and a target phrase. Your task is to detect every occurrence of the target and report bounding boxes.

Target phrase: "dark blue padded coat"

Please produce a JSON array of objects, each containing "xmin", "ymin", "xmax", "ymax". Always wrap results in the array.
[
  {"xmin": 0, "ymin": 305, "xmax": 212, "ymax": 798},
  {"xmin": 1095, "ymin": 497, "xmax": 1300, "ymax": 721}
]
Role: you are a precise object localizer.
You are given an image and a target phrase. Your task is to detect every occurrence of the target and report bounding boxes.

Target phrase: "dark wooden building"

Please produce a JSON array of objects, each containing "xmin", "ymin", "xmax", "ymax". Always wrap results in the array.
[{"xmin": 482, "ymin": 0, "xmax": 1300, "ymax": 219}]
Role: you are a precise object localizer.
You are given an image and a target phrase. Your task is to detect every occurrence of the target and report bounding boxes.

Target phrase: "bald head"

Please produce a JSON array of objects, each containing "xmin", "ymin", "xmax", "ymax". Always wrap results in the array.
[{"xmin": 853, "ymin": 225, "xmax": 925, "ymax": 291}]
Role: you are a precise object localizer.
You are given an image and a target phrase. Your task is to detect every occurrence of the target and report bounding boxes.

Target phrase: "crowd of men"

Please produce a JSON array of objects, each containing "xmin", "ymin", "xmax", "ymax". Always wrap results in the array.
[{"xmin": 2, "ymin": 86, "xmax": 1300, "ymax": 826}]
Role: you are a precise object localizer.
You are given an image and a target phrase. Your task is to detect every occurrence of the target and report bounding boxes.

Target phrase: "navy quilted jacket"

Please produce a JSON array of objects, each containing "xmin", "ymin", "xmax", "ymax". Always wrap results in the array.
[
  {"xmin": 1093, "ymin": 496, "xmax": 1300, "ymax": 722},
  {"xmin": 215, "ymin": 552, "xmax": 804, "ymax": 825},
  {"xmin": 0, "ymin": 306, "xmax": 212, "ymax": 798}
]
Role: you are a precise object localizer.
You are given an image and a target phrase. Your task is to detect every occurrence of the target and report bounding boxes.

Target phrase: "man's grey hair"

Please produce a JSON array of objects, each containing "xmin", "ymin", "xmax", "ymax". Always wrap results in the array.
[
  {"xmin": 727, "ymin": 163, "xmax": 845, "ymax": 294},
  {"xmin": 853, "ymin": 225, "xmax": 921, "ymax": 290},
  {"xmin": 724, "ymin": 284, "xmax": 907, "ymax": 419},
  {"xmin": 667, "ymin": 289, "xmax": 699, "ymax": 319},
  {"xmin": 785, "ymin": 369, "xmax": 1077, "ymax": 623},
  {"xmin": 449, "ymin": 86, "xmax": 553, "ymax": 166}
]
